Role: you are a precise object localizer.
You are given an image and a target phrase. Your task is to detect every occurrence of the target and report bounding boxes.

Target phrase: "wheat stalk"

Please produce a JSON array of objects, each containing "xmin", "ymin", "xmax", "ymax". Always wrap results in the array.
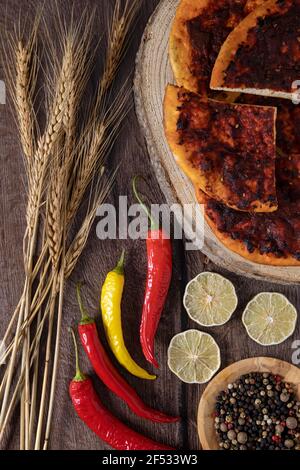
[
  {"xmin": 15, "ymin": 40, "xmax": 36, "ymax": 162},
  {"xmin": 42, "ymin": 266, "xmax": 65, "ymax": 450},
  {"xmin": 66, "ymin": 123, "xmax": 106, "ymax": 223},
  {"xmin": 0, "ymin": 28, "xmax": 74, "ymax": 443},
  {"xmin": 1, "ymin": 0, "xmax": 139, "ymax": 449},
  {"xmin": 65, "ymin": 206, "xmax": 99, "ymax": 279},
  {"xmin": 0, "ymin": 296, "xmax": 52, "ymax": 444},
  {"xmin": 100, "ymin": 0, "xmax": 140, "ymax": 95},
  {"xmin": 35, "ymin": 160, "xmax": 67, "ymax": 448},
  {"xmin": 1, "ymin": 17, "xmax": 40, "ymax": 171},
  {"xmin": 18, "ymin": 38, "xmax": 73, "ymax": 447},
  {"xmin": 46, "ymin": 168, "xmax": 66, "ymax": 269}
]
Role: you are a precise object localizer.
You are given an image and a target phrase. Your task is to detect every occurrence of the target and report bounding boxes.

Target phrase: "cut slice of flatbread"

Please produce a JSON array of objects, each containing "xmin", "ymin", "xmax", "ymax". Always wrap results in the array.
[
  {"xmin": 203, "ymin": 190, "xmax": 300, "ymax": 267},
  {"xmin": 195, "ymin": 96, "xmax": 300, "ymax": 266},
  {"xmin": 211, "ymin": 0, "xmax": 300, "ymax": 100},
  {"xmin": 164, "ymin": 84, "xmax": 278, "ymax": 213},
  {"xmin": 169, "ymin": 0, "xmax": 264, "ymax": 94}
]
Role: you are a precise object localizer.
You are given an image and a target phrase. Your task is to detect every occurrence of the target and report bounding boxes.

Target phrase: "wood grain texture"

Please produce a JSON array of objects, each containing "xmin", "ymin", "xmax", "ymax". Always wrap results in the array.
[{"xmin": 0, "ymin": 0, "xmax": 299, "ymax": 451}]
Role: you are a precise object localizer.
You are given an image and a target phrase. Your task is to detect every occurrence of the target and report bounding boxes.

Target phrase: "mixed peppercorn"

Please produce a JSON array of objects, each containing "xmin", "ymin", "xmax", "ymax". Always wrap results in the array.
[{"xmin": 214, "ymin": 372, "xmax": 300, "ymax": 450}]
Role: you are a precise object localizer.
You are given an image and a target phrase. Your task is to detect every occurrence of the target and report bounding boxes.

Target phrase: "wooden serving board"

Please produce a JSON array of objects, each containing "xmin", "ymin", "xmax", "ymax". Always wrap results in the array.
[
  {"xmin": 134, "ymin": 0, "xmax": 300, "ymax": 285},
  {"xmin": 197, "ymin": 357, "xmax": 300, "ymax": 450}
]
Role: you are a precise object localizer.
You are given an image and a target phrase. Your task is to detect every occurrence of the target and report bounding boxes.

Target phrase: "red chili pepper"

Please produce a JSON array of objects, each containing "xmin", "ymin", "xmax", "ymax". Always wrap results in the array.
[
  {"xmin": 76, "ymin": 284, "xmax": 179, "ymax": 424},
  {"xmin": 69, "ymin": 329, "xmax": 175, "ymax": 451},
  {"xmin": 133, "ymin": 177, "xmax": 172, "ymax": 368}
]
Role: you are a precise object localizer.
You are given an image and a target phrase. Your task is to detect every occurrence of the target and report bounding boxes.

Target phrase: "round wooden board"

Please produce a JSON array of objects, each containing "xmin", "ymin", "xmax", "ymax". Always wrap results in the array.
[
  {"xmin": 134, "ymin": 0, "xmax": 300, "ymax": 285},
  {"xmin": 197, "ymin": 357, "xmax": 300, "ymax": 450}
]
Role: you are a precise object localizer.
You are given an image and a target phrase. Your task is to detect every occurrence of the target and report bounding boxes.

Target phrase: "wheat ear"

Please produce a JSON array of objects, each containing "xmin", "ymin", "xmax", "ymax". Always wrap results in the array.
[
  {"xmin": 99, "ymin": 0, "xmax": 141, "ymax": 94},
  {"xmin": 15, "ymin": 40, "xmax": 36, "ymax": 162},
  {"xmin": 4, "ymin": 32, "xmax": 74, "ymax": 447}
]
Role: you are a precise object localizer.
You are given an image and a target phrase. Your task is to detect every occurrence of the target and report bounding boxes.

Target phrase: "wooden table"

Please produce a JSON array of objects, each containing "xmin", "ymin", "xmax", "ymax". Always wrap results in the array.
[{"xmin": 0, "ymin": 0, "xmax": 299, "ymax": 451}]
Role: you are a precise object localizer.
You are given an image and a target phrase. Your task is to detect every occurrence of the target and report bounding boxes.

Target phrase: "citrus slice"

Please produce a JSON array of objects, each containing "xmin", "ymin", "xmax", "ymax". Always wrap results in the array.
[
  {"xmin": 242, "ymin": 293, "xmax": 297, "ymax": 346},
  {"xmin": 183, "ymin": 272, "xmax": 238, "ymax": 327},
  {"xmin": 167, "ymin": 330, "xmax": 221, "ymax": 384}
]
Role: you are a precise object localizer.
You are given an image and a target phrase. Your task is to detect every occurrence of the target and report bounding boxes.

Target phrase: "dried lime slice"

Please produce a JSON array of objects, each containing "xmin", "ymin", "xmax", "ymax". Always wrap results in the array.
[
  {"xmin": 167, "ymin": 330, "xmax": 221, "ymax": 384},
  {"xmin": 242, "ymin": 293, "xmax": 297, "ymax": 346},
  {"xmin": 183, "ymin": 272, "xmax": 238, "ymax": 327}
]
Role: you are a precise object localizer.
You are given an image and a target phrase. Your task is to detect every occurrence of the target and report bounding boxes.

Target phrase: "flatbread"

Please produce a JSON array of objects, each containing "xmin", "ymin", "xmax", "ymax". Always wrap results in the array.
[
  {"xmin": 164, "ymin": 84, "xmax": 278, "ymax": 212},
  {"xmin": 169, "ymin": 0, "xmax": 264, "ymax": 94},
  {"xmin": 211, "ymin": 0, "xmax": 300, "ymax": 100},
  {"xmin": 203, "ymin": 190, "xmax": 300, "ymax": 266},
  {"xmin": 197, "ymin": 99, "xmax": 300, "ymax": 266}
]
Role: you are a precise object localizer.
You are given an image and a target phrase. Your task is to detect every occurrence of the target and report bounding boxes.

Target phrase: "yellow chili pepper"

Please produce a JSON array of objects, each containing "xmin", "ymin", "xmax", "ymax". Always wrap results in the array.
[{"xmin": 101, "ymin": 250, "xmax": 156, "ymax": 380}]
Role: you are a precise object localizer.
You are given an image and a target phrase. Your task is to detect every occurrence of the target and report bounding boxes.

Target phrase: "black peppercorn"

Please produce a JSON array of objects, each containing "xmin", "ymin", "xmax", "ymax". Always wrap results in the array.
[{"xmin": 214, "ymin": 373, "xmax": 300, "ymax": 451}]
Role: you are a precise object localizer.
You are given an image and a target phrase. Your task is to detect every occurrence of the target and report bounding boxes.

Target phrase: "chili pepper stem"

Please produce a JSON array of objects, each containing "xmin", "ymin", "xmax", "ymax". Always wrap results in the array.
[
  {"xmin": 132, "ymin": 176, "xmax": 159, "ymax": 231},
  {"xmin": 76, "ymin": 283, "xmax": 93, "ymax": 325},
  {"xmin": 70, "ymin": 328, "xmax": 86, "ymax": 382},
  {"xmin": 113, "ymin": 249, "xmax": 125, "ymax": 275}
]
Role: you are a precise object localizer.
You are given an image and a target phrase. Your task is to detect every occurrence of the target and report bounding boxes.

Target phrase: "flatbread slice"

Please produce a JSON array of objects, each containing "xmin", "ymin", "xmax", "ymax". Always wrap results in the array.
[
  {"xmin": 164, "ymin": 84, "xmax": 278, "ymax": 212},
  {"xmin": 194, "ymin": 95, "xmax": 300, "ymax": 266},
  {"xmin": 169, "ymin": 0, "xmax": 264, "ymax": 94},
  {"xmin": 202, "ymin": 190, "xmax": 300, "ymax": 266},
  {"xmin": 211, "ymin": 0, "xmax": 300, "ymax": 100}
]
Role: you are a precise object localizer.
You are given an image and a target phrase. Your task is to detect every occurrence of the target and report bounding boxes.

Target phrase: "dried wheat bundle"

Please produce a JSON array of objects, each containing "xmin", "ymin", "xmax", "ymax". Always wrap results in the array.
[{"xmin": 0, "ymin": 0, "xmax": 141, "ymax": 450}]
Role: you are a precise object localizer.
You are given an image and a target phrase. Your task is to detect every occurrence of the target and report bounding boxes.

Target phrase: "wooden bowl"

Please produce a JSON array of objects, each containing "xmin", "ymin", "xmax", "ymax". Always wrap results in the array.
[{"xmin": 198, "ymin": 357, "xmax": 300, "ymax": 450}]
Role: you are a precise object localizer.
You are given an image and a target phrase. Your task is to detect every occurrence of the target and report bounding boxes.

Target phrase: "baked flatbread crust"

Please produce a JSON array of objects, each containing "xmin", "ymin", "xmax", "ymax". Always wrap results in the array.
[
  {"xmin": 202, "ymin": 195, "xmax": 300, "ymax": 266},
  {"xmin": 195, "ymin": 187, "xmax": 300, "ymax": 266},
  {"xmin": 211, "ymin": 0, "xmax": 300, "ymax": 100},
  {"xmin": 164, "ymin": 84, "xmax": 277, "ymax": 213},
  {"xmin": 169, "ymin": 0, "xmax": 210, "ymax": 93},
  {"xmin": 196, "ymin": 96, "xmax": 300, "ymax": 266},
  {"xmin": 169, "ymin": 0, "xmax": 264, "ymax": 94}
]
